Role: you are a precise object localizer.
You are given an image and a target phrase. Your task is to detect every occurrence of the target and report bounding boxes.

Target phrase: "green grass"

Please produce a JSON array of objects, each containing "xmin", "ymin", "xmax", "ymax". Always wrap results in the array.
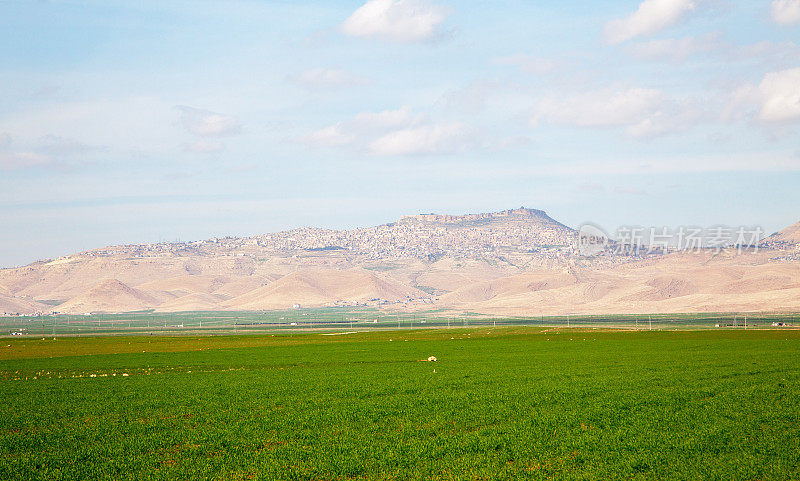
[
  {"xmin": 2, "ymin": 309, "xmax": 798, "ymax": 337},
  {"xmin": 1, "ymin": 328, "xmax": 799, "ymax": 480}
]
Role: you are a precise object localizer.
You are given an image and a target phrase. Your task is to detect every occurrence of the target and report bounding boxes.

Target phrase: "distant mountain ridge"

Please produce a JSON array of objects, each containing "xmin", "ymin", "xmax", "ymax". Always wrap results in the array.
[
  {"xmin": 397, "ymin": 207, "xmax": 570, "ymax": 227},
  {"xmin": 1, "ymin": 208, "xmax": 798, "ymax": 316},
  {"xmin": 35, "ymin": 207, "xmax": 577, "ymax": 265}
]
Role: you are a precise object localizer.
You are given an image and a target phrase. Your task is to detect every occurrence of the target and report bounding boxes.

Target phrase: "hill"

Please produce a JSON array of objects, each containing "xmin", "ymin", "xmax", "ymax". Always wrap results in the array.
[
  {"xmin": 223, "ymin": 268, "xmax": 423, "ymax": 310},
  {"xmin": 0, "ymin": 209, "xmax": 798, "ymax": 316},
  {"xmin": 437, "ymin": 250, "xmax": 800, "ymax": 315},
  {"xmin": 763, "ymin": 221, "xmax": 800, "ymax": 248},
  {"xmin": 156, "ymin": 293, "xmax": 227, "ymax": 312},
  {"xmin": 57, "ymin": 279, "xmax": 161, "ymax": 314},
  {"xmin": 0, "ymin": 292, "xmax": 49, "ymax": 316}
]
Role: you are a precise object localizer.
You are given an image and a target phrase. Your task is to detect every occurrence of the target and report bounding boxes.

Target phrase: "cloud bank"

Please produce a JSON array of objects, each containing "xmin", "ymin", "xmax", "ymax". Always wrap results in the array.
[
  {"xmin": 759, "ymin": 67, "xmax": 800, "ymax": 123},
  {"xmin": 604, "ymin": 0, "xmax": 697, "ymax": 44},
  {"xmin": 724, "ymin": 68, "xmax": 800, "ymax": 125},
  {"xmin": 342, "ymin": 0, "xmax": 450, "ymax": 43},
  {"xmin": 300, "ymin": 106, "xmax": 473, "ymax": 155},
  {"xmin": 531, "ymin": 87, "xmax": 700, "ymax": 138},
  {"xmin": 771, "ymin": 0, "xmax": 800, "ymax": 25}
]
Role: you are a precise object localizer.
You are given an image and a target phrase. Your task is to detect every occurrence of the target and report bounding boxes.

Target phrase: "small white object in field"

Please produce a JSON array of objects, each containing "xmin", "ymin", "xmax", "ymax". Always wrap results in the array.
[
  {"xmin": 122, "ymin": 373, "xmax": 129, "ymax": 377},
  {"xmin": 427, "ymin": 356, "xmax": 437, "ymax": 362},
  {"xmin": 433, "ymin": 369, "xmax": 436, "ymax": 373}
]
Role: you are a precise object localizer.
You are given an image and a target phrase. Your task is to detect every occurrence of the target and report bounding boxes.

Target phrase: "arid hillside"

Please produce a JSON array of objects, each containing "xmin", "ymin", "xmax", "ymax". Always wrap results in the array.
[
  {"xmin": 1, "ymin": 208, "xmax": 798, "ymax": 316},
  {"xmin": 763, "ymin": 220, "xmax": 800, "ymax": 249},
  {"xmin": 436, "ymin": 250, "xmax": 800, "ymax": 316}
]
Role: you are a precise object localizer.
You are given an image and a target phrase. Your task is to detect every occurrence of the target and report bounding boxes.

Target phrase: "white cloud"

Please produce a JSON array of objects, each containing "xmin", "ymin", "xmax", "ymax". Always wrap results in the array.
[
  {"xmin": 299, "ymin": 106, "xmax": 475, "ymax": 155},
  {"xmin": 369, "ymin": 123, "xmax": 470, "ymax": 155},
  {"xmin": 531, "ymin": 87, "xmax": 704, "ymax": 138},
  {"xmin": 299, "ymin": 106, "xmax": 423, "ymax": 149},
  {"xmin": 177, "ymin": 106, "xmax": 241, "ymax": 137},
  {"xmin": 288, "ymin": 68, "xmax": 370, "ymax": 90},
  {"xmin": 533, "ymin": 88, "xmax": 658, "ymax": 129},
  {"xmin": 627, "ymin": 33, "xmax": 723, "ymax": 63},
  {"xmin": 771, "ymin": 0, "xmax": 800, "ymax": 25},
  {"xmin": 298, "ymin": 125, "xmax": 356, "ymax": 147},
  {"xmin": 758, "ymin": 67, "xmax": 800, "ymax": 123},
  {"xmin": 604, "ymin": 0, "xmax": 697, "ymax": 45},
  {"xmin": 342, "ymin": 0, "xmax": 450, "ymax": 43},
  {"xmin": 722, "ymin": 68, "xmax": 800, "ymax": 126}
]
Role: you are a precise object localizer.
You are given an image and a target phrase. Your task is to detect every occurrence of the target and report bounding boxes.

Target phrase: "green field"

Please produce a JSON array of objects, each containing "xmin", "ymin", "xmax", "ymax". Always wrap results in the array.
[
  {"xmin": 1, "ymin": 328, "xmax": 799, "ymax": 480},
  {"xmin": 2, "ymin": 309, "xmax": 797, "ymax": 337}
]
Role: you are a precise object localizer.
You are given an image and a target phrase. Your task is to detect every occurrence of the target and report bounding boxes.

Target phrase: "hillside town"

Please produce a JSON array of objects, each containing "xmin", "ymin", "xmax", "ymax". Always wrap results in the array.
[{"xmin": 65, "ymin": 208, "xmax": 580, "ymax": 263}]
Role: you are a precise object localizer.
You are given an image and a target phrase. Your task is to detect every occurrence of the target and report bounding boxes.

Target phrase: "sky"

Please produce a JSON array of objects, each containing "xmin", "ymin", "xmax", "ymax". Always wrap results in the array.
[{"xmin": 1, "ymin": 0, "xmax": 799, "ymax": 267}]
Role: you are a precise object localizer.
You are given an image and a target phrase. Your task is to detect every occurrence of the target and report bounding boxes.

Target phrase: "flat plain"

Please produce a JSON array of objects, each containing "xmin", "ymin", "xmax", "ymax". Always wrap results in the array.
[{"xmin": 1, "ymin": 327, "xmax": 799, "ymax": 480}]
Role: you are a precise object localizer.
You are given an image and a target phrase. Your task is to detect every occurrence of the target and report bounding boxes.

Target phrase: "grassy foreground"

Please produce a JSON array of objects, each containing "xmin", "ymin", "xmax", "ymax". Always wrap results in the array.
[{"xmin": 1, "ymin": 328, "xmax": 799, "ymax": 480}]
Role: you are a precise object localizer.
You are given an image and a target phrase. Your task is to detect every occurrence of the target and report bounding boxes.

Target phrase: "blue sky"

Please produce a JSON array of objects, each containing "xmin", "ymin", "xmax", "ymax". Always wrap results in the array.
[{"xmin": 1, "ymin": 0, "xmax": 799, "ymax": 267}]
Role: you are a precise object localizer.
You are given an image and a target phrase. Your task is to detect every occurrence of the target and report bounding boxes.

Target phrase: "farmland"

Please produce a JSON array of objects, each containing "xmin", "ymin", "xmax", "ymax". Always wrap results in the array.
[
  {"xmin": 1, "ymin": 327, "xmax": 799, "ymax": 480},
  {"xmin": 2, "ymin": 309, "xmax": 798, "ymax": 337}
]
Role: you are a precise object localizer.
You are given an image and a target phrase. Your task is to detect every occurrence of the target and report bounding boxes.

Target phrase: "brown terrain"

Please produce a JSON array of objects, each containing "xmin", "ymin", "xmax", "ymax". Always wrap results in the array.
[{"xmin": 1, "ymin": 208, "xmax": 798, "ymax": 316}]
